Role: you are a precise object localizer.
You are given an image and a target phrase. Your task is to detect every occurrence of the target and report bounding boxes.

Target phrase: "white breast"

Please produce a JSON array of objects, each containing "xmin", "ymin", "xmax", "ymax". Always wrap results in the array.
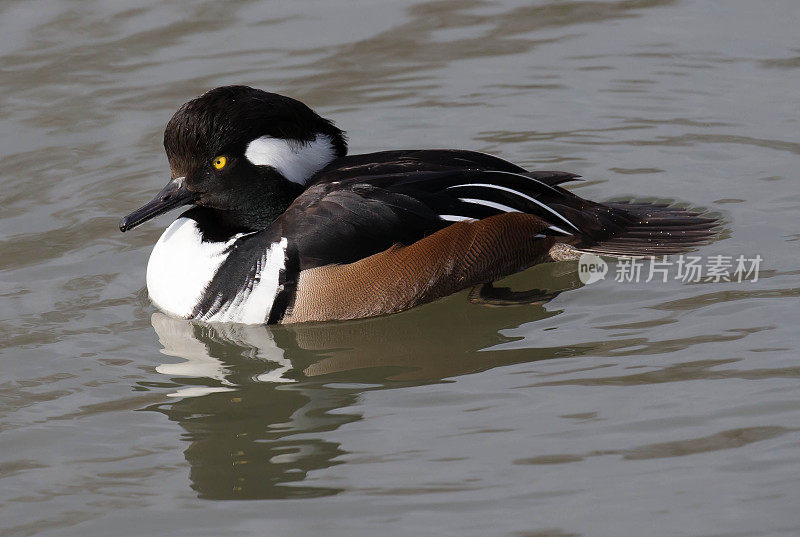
[
  {"xmin": 147, "ymin": 218, "xmax": 231, "ymax": 319},
  {"xmin": 146, "ymin": 217, "xmax": 287, "ymax": 324}
]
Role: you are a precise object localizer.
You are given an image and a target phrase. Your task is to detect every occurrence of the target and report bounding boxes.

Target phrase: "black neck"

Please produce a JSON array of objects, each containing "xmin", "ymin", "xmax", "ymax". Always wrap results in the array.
[{"xmin": 184, "ymin": 179, "xmax": 304, "ymax": 242}]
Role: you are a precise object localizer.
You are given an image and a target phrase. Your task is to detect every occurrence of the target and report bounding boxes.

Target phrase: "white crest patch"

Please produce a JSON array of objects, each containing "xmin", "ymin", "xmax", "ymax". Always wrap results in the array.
[{"xmin": 244, "ymin": 134, "xmax": 336, "ymax": 185}]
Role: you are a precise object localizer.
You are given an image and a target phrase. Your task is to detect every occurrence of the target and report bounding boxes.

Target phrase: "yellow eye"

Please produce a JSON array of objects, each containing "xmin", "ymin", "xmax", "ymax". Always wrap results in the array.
[{"xmin": 212, "ymin": 156, "xmax": 227, "ymax": 170}]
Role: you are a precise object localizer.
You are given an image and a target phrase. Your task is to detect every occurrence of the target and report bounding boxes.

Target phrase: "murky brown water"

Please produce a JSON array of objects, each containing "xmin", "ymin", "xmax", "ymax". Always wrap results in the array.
[{"xmin": 2, "ymin": 0, "xmax": 799, "ymax": 535}]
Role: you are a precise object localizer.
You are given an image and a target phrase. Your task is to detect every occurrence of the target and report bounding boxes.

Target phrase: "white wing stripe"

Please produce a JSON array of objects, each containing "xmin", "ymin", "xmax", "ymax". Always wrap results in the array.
[
  {"xmin": 437, "ymin": 151, "xmax": 564, "ymax": 193},
  {"xmin": 547, "ymin": 225, "xmax": 572, "ymax": 235},
  {"xmin": 447, "ymin": 183, "xmax": 580, "ymax": 232},
  {"xmin": 439, "ymin": 214, "xmax": 477, "ymax": 222},
  {"xmin": 490, "ymin": 170, "xmax": 562, "ymax": 194},
  {"xmin": 458, "ymin": 198, "xmax": 522, "ymax": 214}
]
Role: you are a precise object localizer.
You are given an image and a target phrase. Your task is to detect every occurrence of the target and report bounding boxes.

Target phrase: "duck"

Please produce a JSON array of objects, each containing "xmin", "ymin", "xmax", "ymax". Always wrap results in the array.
[{"xmin": 119, "ymin": 85, "xmax": 718, "ymax": 324}]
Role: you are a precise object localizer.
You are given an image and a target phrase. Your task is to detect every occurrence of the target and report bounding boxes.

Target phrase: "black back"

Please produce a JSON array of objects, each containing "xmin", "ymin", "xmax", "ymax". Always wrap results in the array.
[{"xmin": 274, "ymin": 149, "xmax": 586, "ymax": 270}]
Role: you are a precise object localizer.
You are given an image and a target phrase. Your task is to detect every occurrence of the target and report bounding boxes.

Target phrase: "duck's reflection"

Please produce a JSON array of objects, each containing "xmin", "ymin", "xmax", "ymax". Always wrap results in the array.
[{"xmin": 143, "ymin": 265, "xmax": 584, "ymax": 499}]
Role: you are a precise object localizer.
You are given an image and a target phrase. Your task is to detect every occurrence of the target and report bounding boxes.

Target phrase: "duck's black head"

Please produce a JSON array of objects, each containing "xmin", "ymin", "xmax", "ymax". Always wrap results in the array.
[{"xmin": 119, "ymin": 85, "xmax": 347, "ymax": 233}]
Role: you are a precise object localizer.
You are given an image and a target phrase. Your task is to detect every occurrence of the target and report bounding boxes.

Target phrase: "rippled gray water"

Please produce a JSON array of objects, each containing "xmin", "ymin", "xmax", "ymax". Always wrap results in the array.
[{"xmin": 2, "ymin": 1, "xmax": 799, "ymax": 535}]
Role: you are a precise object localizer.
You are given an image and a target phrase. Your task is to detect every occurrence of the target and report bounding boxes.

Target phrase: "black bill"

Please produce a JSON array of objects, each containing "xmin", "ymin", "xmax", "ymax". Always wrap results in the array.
[{"xmin": 119, "ymin": 177, "xmax": 198, "ymax": 232}]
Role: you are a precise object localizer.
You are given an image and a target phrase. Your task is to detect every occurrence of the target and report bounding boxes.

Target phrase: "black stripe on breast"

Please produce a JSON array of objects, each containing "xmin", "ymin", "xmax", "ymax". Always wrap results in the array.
[
  {"xmin": 191, "ymin": 244, "xmax": 255, "ymax": 320},
  {"xmin": 268, "ymin": 241, "xmax": 300, "ymax": 324},
  {"xmin": 191, "ymin": 229, "xmax": 284, "ymax": 321}
]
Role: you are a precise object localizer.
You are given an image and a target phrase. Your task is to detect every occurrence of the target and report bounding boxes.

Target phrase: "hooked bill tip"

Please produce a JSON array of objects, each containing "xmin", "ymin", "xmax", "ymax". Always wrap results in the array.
[{"xmin": 119, "ymin": 215, "xmax": 135, "ymax": 232}]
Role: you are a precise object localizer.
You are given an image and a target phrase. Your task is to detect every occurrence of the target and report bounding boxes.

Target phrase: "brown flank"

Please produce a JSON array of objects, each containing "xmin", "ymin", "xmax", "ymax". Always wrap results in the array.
[{"xmin": 283, "ymin": 213, "xmax": 556, "ymax": 323}]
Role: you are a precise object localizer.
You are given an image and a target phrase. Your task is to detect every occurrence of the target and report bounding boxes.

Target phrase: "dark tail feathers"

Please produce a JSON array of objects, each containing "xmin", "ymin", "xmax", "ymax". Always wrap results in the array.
[{"xmin": 574, "ymin": 201, "xmax": 720, "ymax": 257}]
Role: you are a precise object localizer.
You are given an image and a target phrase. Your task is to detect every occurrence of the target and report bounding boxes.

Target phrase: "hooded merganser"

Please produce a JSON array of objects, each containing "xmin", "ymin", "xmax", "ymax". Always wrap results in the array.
[{"xmin": 119, "ymin": 85, "xmax": 718, "ymax": 324}]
